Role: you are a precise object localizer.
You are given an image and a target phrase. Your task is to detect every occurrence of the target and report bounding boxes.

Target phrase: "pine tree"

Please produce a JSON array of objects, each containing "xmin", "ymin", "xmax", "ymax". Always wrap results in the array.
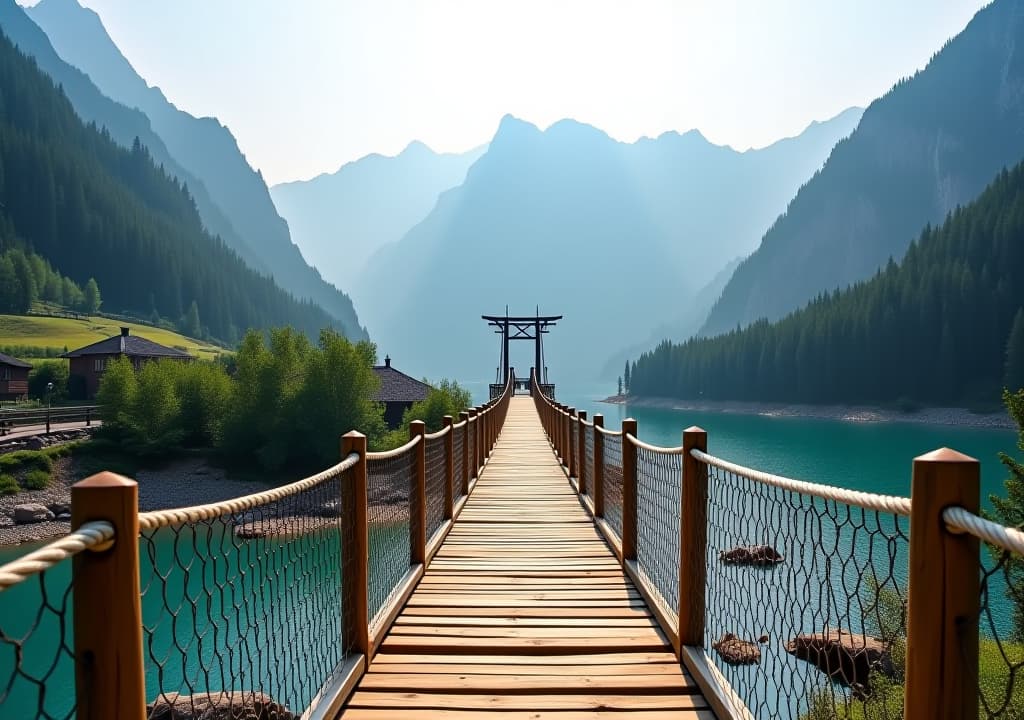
[
  {"xmin": 991, "ymin": 389, "xmax": 1024, "ymax": 640},
  {"xmin": 182, "ymin": 300, "xmax": 202, "ymax": 339},
  {"xmin": 83, "ymin": 278, "xmax": 102, "ymax": 314},
  {"xmin": 617, "ymin": 376, "xmax": 623, "ymax": 396},
  {"xmin": 1005, "ymin": 308, "xmax": 1024, "ymax": 392},
  {"xmin": 624, "ymin": 361, "xmax": 631, "ymax": 394}
]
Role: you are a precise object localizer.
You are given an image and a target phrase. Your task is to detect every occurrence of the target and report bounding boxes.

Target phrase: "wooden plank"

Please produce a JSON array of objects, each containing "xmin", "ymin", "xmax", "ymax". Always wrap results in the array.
[
  {"xmin": 340, "ymin": 710, "xmax": 717, "ymax": 720},
  {"xmin": 345, "ymin": 691, "xmax": 710, "ymax": 710},
  {"xmin": 356, "ymin": 671, "xmax": 698, "ymax": 692}
]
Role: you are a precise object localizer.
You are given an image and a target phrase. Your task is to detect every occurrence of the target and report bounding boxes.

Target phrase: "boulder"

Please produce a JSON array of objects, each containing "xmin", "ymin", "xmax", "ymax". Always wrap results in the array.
[
  {"xmin": 719, "ymin": 544, "xmax": 784, "ymax": 566},
  {"xmin": 147, "ymin": 691, "xmax": 295, "ymax": 720},
  {"xmin": 24, "ymin": 437, "xmax": 46, "ymax": 450},
  {"xmin": 786, "ymin": 628, "xmax": 895, "ymax": 689},
  {"xmin": 712, "ymin": 633, "xmax": 761, "ymax": 664},
  {"xmin": 48, "ymin": 502, "xmax": 71, "ymax": 517},
  {"xmin": 55, "ymin": 513, "xmax": 71, "ymax": 521},
  {"xmin": 13, "ymin": 503, "xmax": 54, "ymax": 524}
]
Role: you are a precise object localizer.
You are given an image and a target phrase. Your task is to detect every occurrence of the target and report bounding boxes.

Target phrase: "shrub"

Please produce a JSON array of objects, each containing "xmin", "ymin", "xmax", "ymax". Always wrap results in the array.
[
  {"xmin": 23, "ymin": 469, "xmax": 49, "ymax": 490},
  {"xmin": 28, "ymin": 360, "xmax": 69, "ymax": 401},
  {"xmin": 0, "ymin": 449, "xmax": 53, "ymax": 473},
  {"xmin": 0, "ymin": 473, "xmax": 17, "ymax": 495}
]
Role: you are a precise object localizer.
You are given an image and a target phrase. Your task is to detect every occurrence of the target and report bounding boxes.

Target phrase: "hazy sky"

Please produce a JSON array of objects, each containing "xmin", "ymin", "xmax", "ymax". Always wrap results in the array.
[{"xmin": 21, "ymin": 0, "xmax": 989, "ymax": 184}]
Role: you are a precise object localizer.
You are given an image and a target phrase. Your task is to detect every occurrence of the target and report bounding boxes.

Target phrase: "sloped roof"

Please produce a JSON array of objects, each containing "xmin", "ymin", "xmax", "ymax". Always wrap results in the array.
[
  {"xmin": 61, "ymin": 330, "xmax": 193, "ymax": 359},
  {"xmin": 0, "ymin": 352, "xmax": 31, "ymax": 369},
  {"xmin": 372, "ymin": 358, "xmax": 431, "ymax": 403}
]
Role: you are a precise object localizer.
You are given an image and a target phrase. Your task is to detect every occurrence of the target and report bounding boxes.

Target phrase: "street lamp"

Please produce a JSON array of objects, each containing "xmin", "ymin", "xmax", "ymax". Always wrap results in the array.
[{"xmin": 46, "ymin": 381, "xmax": 53, "ymax": 435}]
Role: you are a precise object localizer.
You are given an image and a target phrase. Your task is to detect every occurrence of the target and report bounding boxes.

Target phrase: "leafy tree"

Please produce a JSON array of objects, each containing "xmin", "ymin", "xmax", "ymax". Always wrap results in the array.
[
  {"xmin": 1006, "ymin": 310, "xmax": 1024, "ymax": 393},
  {"xmin": 95, "ymin": 356, "xmax": 137, "ymax": 431},
  {"xmin": 28, "ymin": 360, "xmax": 68, "ymax": 401},
  {"xmin": 8, "ymin": 249, "xmax": 36, "ymax": 312},
  {"xmin": 174, "ymin": 361, "xmax": 232, "ymax": 447},
  {"xmin": 402, "ymin": 378, "xmax": 472, "ymax": 433},
  {"xmin": 83, "ymin": 277, "xmax": 101, "ymax": 314}
]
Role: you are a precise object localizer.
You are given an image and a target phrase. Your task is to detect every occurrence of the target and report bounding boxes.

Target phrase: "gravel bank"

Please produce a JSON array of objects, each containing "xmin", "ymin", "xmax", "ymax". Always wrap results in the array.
[
  {"xmin": 600, "ymin": 395, "xmax": 1014, "ymax": 429},
  {"xmin": 0, "ymin": 456, "xmax": 276, "ymax": 548}
]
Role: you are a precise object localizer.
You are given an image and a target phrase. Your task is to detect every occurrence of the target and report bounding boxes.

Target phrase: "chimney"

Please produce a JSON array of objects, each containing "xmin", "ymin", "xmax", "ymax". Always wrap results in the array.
[
  {"xmin": 120, "ymin": 327, "xmax": 130, "ymax": 337},
  {"xmin": 384, "ymin": 355, "xmax": 391, "ymax": 368}
]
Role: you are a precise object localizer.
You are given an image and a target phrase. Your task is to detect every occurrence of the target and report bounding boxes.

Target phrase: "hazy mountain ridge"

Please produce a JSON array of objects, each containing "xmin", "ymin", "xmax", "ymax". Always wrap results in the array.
[
  {"xmin": 26, "ymin": 0, "xmax": 367, "ymax": 339},
  {"xmin": 355, "ymin": 110, "xmax": 862, "ymax": 382},
  {"xmin": 700, "ymin": 0, "xmax": 1024, "ymax": 338},
  {"xmin": 270, "ymin": 140, "xmax": 486, "ymax": 288}
]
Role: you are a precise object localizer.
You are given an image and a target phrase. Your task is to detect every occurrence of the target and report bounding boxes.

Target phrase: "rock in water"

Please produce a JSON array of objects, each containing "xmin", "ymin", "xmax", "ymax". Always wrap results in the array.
[
  {"xmin": 13, "ymin": 503, "xmax": 54, "ymax": 524},
  {"xmin": 147, "ymin": 691, "xmax": 295, "ymax": 720},
  {"xmin": 712, "ymin": 633, "xmax": 762, "ymax": 664},
  {"xmin": 786, "ymin": 628, "xmax": 895, "ymax": 689},
  {"xmin": 719, "ymin": 544, "xmax": 784, "ymax": 566}
]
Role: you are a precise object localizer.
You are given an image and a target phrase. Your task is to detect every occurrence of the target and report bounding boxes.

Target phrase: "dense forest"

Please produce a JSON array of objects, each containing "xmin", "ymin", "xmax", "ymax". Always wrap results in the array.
[
  {"xmin": 630, "ymin": 161, "xmax": 1024, "ymax": 408},
  {"xmin": 0, "ymin": 29, "xmax": 339, "ymax": 345}
]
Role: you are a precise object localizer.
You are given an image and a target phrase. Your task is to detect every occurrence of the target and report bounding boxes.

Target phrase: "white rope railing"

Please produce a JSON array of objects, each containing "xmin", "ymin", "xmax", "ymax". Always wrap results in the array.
[
  {"xmin": 138, "ymin": 453, "xmax": 360, "ymax": 531},
  {"xmin": 0, "ymin": 520, "xmax": 114, "ymax": 593},
  {"xmin": 424, "ymin": 425, "xmax": 451, "ymax": 440},
  {"xmin": 596, "ymin": 425, "xmax": 623, "ymax": 437},
  {"xmin": 691, "ymin": 448, "xmax": 912, "ymax": 516},
  {"xmin": 944, "ymin": 505, "xmax": 1024, "ymax": 554},
  {"xmin": 367, "ymin": 434, "xmax": 421, "ymax": 461},
  {"xmin": 626, "ymin": 433, "xmax": 684, "ymax": 455}
]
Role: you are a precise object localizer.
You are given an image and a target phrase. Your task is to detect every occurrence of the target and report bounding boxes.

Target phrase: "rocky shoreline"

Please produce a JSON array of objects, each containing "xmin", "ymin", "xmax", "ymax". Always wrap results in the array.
[
  {"xmin": 599, "ymin": 394, "xmax": 1013, "ymax": 430},
  {"xmin": 0, "ymin": 456, "xmax": 277, "ymax": 548}
]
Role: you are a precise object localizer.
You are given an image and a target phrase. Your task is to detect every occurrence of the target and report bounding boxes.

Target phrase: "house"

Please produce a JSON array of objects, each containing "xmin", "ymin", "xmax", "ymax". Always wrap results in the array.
[
  {"xmin": 0, "ymin": 352, "xmax": 31, "ymax": 400},
  {"xmin": 373, "ymin": 355, "xmax": 431, "ymax": 428},
  {"xmin": 61, "ymin": 327, "xmax": 193, "ymax": 399}
]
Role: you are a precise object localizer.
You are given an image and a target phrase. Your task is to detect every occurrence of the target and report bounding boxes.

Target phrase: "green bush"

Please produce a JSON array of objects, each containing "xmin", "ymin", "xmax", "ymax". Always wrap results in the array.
[
  {"xmin": 402, "ymin": 378, "xmax": 472, "ymax": 433},
  {"xmin": 28, "ymin": 360, "xmax": 69, "ymax": 401},
  {"xmin": 23, "ymin": 469, "xmax": 49, "ymax": 490},
  {"xmin": 0, "ymin": 449, "xmax": 52, "ymax": 473},
  {"xmin": 0, "ymin": 473, "xmax": 17, "ymax": 495}
]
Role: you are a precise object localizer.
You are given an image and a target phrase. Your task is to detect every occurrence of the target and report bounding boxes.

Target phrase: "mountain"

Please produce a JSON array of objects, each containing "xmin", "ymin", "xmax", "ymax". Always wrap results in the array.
[
  {"xmin": 25, "ymin": 0, "xmax": 366, "ymax": 339},
  {"xmin": 270, "ymin": 141, "xmax": 486, "ymax": 289},
  {"xmin": 700, "ymin": 0, "xmax": 1024, "ymax": 338},
  {"xmin": 599, "ymin": 256, "xmax": 742, "ymax": 381},
  {"xmin": 355, "ymin": 111, "xmax": 861, "ymax": 383},
  {"xmin": 0, "ymin": 26, "xmax": 338, "ymax": 343},
  {"xmin": 631, "ymin": 159, "xmax": 1024, "ymax": 408}
]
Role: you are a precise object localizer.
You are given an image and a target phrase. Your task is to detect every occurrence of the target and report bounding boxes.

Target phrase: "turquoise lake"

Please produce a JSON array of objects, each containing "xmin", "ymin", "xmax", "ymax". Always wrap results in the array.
[{"xmin": 1, "ymin": 386, "xmax": 1018, "ymax": 719}]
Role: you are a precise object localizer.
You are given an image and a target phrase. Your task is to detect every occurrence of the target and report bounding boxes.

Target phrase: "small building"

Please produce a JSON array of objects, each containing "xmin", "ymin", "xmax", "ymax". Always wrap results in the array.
[
  {"xmin": 373, "ymin": 355, "xmax": 431, "ymax": 428},
  {"xmin": 0, "ymin": 352, "xmax": 31, "ymax": 400},
  {"xmin": 61, "ymin": 327, "xmax": 193, "ymax": 399}
]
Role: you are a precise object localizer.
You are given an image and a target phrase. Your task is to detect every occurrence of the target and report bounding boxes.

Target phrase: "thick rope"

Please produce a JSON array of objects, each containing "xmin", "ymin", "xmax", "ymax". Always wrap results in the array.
[
  {"xmin": 424, "ymin": 425, "xmax": 451, "ymax": 440},
  {"xmin": 626, "ymin": 433, "xmax": 684, "ymax": 455},
  {"xmin": 596, "ymin": 424, "xmax": 623, "ymax": 437},
  {"xmin": 367, "ymin": 434, "xmax": 421, "ymax": 461},
  {"xmin": 0, "ymin": 520, "xmax": 114, "ymax": 593},
  {"xmin": 138, "ymin": 453, "xmax": 360, "ymax": 531},
  {"xmin": 944, "ymin": 506, "xmax": 1024, "ymax": 554},
  {"xmin": 453, "ymin": 420, "xmax": 468, "ymax": 429},
  {"xmin": 691, "ymin": 448, "xmax": 912, "ymax": 516}
]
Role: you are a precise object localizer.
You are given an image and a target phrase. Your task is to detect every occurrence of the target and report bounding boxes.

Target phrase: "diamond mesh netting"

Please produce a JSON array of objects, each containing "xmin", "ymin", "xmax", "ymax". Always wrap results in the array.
[
  {"xmin": 139, "ymin": 468, "xmax": 353, "ymax": 717},
  {"xmin": 367, "ymin": 451, "xmax": 413, "ymax": 623},
  {"xmin": 635, "ymin": 446, "xmax": 681, "ymax": 615},
  {"xmin": 424, "ymin": 434, "xmax": 447, "ymax": 543},
  {"xmin": 583, "ymin": 425, "xmax": 594, "ymax": 500},
  {"xmin": 468, "ymin": 419, "xmax": 477, "ymax": 480},
  {"xmin": 699, "ymin": 460, "xmax": 909, "ymax": 720},
  {"xmin": 453, "ymin": 426, "xmax": 465, "ymax": 501},
  {"xmin": 602, "ymin": 433, "xmax": 623, "ymax": 540},
  {"xmin": 0, "ymin": 564, "xmax": 76, "ymax": 719},
  {"xmin": 979, "ymin": 549, "xmax": 1024, "ymax": 717}
]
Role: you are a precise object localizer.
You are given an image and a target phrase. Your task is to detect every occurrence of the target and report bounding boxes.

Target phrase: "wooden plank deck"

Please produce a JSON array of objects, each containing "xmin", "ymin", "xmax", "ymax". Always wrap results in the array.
[{"xmin": 337, "ymin": 397, "xmax": 714, "ymax": 718}]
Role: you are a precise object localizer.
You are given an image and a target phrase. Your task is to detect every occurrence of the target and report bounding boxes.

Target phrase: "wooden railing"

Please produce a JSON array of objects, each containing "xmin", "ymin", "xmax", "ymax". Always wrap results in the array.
[
  {"xmin": 530, "ymin": 369, "xmax": 1003, "ymax": 720},
  {"xmin": 0, "ymin": 371, "xmax": 515, "ymax": 720},
  {"xmin": 0, "ymin": 404, "xmax": 97, "ymax": 435}
]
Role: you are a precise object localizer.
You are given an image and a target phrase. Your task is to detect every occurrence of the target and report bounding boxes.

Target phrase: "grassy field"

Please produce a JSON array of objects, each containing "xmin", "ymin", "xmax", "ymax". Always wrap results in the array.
[{"xmin": 0, "ymin": 315, "xmax": 226, "ymax": 361}]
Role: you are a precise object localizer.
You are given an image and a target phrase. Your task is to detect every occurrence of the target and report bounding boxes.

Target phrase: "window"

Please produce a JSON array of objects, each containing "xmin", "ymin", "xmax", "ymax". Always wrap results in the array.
[
  {"xmin": 0, "ymin": 368, "xmax": 9, "ymax": 381},
  {"xmin": 93, "ymin": 358, "xmax": 107, "ymax": 372}
]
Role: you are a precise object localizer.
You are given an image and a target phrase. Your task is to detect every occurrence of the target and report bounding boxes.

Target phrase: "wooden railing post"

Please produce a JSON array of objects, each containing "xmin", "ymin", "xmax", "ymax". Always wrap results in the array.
[
  {"xmin": 679, "ymin": 426, "xmax": 708, "ymax": 652},
  {"xmin": 459, "ymin": 411, "xmax": 470, "ymax": 496},
  {"xmin": 621, "ymin": 418, "xmax": 638, "ymax": 563},
  {"xmin": 467, "ymin": 409, "xmax": 478, "ymax": 480},
  {"xmin": 593, "ymin": 414, "xmax": 605, "ymax": 518},
  {"xmin": 410, "ymin": 420, "xmax": 427, "ymax": 566},
  {"xmin": 476, "ymin": 406, "xmax": 485, "ymax": 469},
  {"xmin": 442, "ymin": 415, "xmax": 454, "ymax": 518},
  {"xmin": 904, "ymin": 448, "xmax": 980, "ymax": 720},
  {"xmin": 340, "ymin": 431, "xmax": 369, "ymax": 656},
  {"xmin": 71, "ymin": 472, "xmax": 146, "ymax": 720},
  {"xmin": 568, "ymin": 408, "xmax": 578, "ymax": 479},
  {"xmin": 577, "ymin": 411, "xmax": 588, "ymax": 495}
]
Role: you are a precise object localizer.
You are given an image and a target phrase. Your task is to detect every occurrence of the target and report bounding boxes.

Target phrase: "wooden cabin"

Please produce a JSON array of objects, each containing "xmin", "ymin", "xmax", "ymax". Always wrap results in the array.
[
  {"xmin": 61, "ymin": 327, "xmax": 193, "ymax": 399},
  {"xmin": 0, "ymin": 352, "xmax": 31, "ymax": 400},
  {"xmin": 372, "ymin": 355, "xmax": 431, "ymax": 428}
]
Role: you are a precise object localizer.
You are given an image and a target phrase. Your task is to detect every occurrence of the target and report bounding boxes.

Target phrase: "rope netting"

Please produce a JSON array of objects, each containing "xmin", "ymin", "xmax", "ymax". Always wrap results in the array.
[
  {"xmin": 453, "ymin": 425, "xmax": 465, "ymax": 501},
  {"xmin": 697, "ymin": 459, "xmax": 909, "ymax": 720},
  {"xmin": 571, "ymin": 417, "xmax": 580, "ymax": 479},
  {"xmin": 602, "ymin": 433, "xmax": 623, "ymax": 540},
  {"xmin": 139, "ymin": 464, "xmax": 355, "ymax": 718},
  {"xmin": 635, "ymin": 445, "xmax": 682, "ymax": 615},
  {"xmin": 424, "ymin": 434, "xmax": 447, "ymax": 542},
  {"xmin": 467, "ymin": 419, "xmax": 477, "ymax": 481},
  {"xmin": 366, "ymin": 450, "xmax": 413, "ymax": 623},
  {"xmin": 583, "ymin": 425, "xmax": 595, "ymax": 499},
  {"xmin": 974, "ymin": 536, "xmax": 1024, "ymax": 718}
]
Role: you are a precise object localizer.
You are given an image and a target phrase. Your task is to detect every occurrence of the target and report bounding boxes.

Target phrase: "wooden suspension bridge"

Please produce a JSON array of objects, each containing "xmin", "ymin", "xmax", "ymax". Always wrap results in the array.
[{"xmin": 0, "ymin": 311, "xmax": 1010, "ymax": 720}]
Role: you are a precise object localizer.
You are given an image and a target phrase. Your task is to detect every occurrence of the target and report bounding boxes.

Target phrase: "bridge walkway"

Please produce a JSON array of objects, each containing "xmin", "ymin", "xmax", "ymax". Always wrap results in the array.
[{"xmin": 338, "ymin": 396, "xmax": 713, "ymax": 718}]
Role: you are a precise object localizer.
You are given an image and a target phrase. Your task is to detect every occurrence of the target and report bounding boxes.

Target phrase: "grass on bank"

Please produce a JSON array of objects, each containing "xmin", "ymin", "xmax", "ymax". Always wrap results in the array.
[{"xmin": 0, "ymin": 314, "xmax": 225, "ymax": 361}]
